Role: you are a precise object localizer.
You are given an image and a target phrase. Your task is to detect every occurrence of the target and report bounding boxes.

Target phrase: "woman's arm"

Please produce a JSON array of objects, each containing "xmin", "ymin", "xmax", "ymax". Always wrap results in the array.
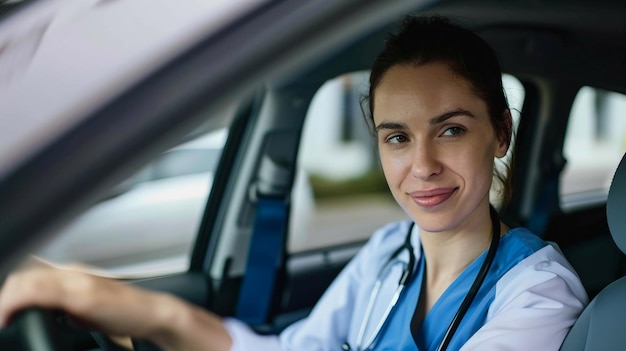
[
  {"xmin": 0, "ymin": 267, "xmax": 232, "ymax": 351},
  {"xmin": 0, "ymin": 221, "xmax": 411, "ymax": 351},
  {"xmin": 460, "ymin": 252, "xmax": 588, "ymax": 351}
]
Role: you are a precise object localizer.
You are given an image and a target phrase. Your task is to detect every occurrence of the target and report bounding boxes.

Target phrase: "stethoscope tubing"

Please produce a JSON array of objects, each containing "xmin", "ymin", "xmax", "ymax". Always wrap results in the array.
[
  {"xmin": 355, "ymin": 279, "xmax": 405, "ymax": 349},
  {"xmin": 435, "ymin": 205, "xmax": 501, "ymax": 351},
  {"xmin": 351, "ymin": 223, "xmax": 416, "ymax": 351}
]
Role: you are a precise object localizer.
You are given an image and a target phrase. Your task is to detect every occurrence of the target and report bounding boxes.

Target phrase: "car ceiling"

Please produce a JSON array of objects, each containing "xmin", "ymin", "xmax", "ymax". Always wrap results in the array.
[{"xmin": 290, "ymin": 0, "xmax": 626, "ymax": 94}]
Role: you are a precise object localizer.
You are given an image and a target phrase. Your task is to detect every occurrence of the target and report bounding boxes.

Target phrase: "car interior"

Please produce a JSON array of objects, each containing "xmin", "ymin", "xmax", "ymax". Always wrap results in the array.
[
  {"xmin": 0, "ymin": 0, "xmax": 626, "ymax": 349},
  {"xmin": 560, "ymin": 153, "xmax": 626, "ymax": 350}
]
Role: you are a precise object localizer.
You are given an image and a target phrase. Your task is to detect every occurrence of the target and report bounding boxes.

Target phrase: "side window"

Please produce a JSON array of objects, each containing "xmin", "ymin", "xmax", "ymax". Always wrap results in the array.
[
  {"xmin": 492, "ymin": 74, "xmax": 524, "ymax": 208},
  {"xmin": 289, "ymin": 72, "xmax": 525, "ymax": 253},
  {"xmin": 502, "ymin": 74, "xmax": 525, "ymax": 138},
  {"xmin": 560, "ymin": 87, "xmax": 626, "ymax": 210},
  {"xmin": 150, "ymin": 132, "xmax": 226, "ymax": 181},
  {"xmin": 36, "ymin": 127, "xmax": 229, "ymax": 276}
]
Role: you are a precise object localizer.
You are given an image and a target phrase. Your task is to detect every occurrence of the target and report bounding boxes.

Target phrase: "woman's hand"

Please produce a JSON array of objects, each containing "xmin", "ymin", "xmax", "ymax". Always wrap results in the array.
[{"xmin": 0, "ymin": 267, "xmax": 232, "ymax": 351}]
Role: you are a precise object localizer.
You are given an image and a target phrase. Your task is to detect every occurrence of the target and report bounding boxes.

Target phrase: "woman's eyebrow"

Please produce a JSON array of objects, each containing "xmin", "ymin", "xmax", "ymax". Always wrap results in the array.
[
  {"xmin": 375, "ymin": 109, "xmax": 475, "ymax": 132},
  {"xmin": 375, "ymin": 122, "xmax": 408, "ymax": 132},
  {"xmin": 430, "ymin": 109, "xmax": 475, "ymax": 125}
]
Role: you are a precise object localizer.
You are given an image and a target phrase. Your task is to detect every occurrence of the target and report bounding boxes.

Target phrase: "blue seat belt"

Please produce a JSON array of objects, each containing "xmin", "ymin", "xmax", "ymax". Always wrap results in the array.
[
  {"xmin": 527, "ymin": 176, "xmax": 557, "ymax": 235},
  {"xmin": 527, "ymin": 154, "xmax": 565, "ymax": 236},
  {"xmin": 235, "ymin": 196, "xmax": 287, "ymax": 325}
]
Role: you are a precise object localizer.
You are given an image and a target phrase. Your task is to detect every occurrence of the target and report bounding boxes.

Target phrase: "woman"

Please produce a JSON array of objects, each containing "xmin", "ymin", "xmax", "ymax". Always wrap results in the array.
[{"xmin": 0, "ymin": 15, "xmax": 587, "ymax": 351}]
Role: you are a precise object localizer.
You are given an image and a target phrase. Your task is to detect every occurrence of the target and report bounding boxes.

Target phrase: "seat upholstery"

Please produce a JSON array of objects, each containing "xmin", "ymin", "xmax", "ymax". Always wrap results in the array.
[{"xmin": 560, "ymin": 152, "xmax": 626, "ymax": 351}]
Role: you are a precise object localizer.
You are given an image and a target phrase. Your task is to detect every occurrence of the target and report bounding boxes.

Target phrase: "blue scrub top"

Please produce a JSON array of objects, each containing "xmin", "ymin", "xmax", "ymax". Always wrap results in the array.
[{"xmin": 372, "ymin": 229, "xmax": 547, "ymax": 351}]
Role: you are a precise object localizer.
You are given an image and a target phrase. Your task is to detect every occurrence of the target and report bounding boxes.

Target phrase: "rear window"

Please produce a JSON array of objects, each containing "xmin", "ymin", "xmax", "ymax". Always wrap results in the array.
[{"xmin": 560, "ymin": 87, "xmax": 626, "ymax": 210}]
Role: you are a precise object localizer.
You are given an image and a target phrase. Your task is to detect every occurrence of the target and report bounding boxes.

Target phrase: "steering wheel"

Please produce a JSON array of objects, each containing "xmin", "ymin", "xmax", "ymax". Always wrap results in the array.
[{"xmin": 0, "ymin": 308, "xmax": 66, "ymax": 351}]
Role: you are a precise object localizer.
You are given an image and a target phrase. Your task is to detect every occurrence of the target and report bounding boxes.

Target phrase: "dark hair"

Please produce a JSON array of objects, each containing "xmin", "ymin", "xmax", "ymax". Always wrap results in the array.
[{"xmin": 365, "ymin": 15, "xmax": 514, "ymax": 205}]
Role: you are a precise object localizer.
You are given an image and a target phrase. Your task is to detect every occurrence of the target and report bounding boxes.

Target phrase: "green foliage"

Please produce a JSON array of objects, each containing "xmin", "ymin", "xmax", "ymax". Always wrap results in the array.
[{"xmin": 309, "ymin": 170, "xmax": 390, "ymax": 199}]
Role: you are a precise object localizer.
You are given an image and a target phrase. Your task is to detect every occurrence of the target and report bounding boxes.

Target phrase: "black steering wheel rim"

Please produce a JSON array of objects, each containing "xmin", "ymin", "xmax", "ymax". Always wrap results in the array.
[{"xmin": 0, "ymin": 308, "xmax": 65, "ymax": 351}]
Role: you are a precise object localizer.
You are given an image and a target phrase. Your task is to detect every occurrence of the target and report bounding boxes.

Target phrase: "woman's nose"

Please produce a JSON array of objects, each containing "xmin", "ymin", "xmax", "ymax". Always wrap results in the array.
[{"xmin": 411, "ymin": 143, "xmax": 442, "ymax": 180}]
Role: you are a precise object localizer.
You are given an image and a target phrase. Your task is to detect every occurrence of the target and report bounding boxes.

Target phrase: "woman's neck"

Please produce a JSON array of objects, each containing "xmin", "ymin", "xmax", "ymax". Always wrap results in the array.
[
  {"xmin": 420, "ymin": 212, "xmax": 493, "ymax": 277},
  {"xmin": 417, "ymin": 205, "xmax": 508, "ymax": 315},
  {"xmin": 420, "ymin": 228, "xmax": 491, "ymax": 282}
]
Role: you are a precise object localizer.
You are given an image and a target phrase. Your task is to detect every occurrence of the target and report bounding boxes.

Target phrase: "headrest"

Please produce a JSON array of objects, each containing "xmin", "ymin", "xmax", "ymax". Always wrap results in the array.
[{"xmin": 608, "ymin": 152, "xmax": 626, "ymax": 254}]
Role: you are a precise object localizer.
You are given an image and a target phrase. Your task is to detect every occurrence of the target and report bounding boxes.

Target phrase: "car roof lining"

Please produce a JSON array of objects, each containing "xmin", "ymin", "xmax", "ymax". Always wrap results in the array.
[{"xmin": 282, "ymin": 0, "xmax": 626, "ymax": 95}]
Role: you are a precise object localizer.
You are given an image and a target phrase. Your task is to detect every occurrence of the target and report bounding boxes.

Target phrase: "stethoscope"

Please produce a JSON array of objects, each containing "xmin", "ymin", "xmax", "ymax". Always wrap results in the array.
[{"xmin": 342, "ymin": 206, "xmax": 501, "ymax": 351}]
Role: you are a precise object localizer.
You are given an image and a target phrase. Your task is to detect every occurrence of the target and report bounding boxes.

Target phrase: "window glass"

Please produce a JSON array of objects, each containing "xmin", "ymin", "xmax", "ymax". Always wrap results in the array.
[
  {"xmin": 35, "ymin": 127, "xmax": 229, "ymax": 277},
  {"xmin": 561, "ymin": 87, "xmax": 626, "ymax": 210},
  {"xmin": 290, "ymin": 72, "xmax": 525, "ymax": 253},
  {"xmin": 152, "ymin": 148, "xmax": 222, "ymax": 180},
  {"xmin": 502, "ymin": 74, "xmax": 525, "ymax": 134},
  {"xmin": 491, "ymin": 74, "xmax": 524, "ymax": 209}
]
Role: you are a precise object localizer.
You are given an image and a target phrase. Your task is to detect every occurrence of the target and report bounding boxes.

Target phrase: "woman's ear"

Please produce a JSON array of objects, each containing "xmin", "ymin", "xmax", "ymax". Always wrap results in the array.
[{"xmin": 495, "ymin": 110, "xmax": 513, "ymax": 158}]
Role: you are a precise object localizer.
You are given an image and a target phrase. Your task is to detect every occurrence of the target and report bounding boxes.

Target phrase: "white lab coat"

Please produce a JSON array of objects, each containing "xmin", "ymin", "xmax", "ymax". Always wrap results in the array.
[{"xmin": 224, "ymin": 221, "xmax": 588, "ymax": 351}]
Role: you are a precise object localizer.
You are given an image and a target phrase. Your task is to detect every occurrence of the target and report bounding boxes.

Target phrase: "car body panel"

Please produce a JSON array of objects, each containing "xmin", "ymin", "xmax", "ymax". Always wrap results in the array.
[{"xmin": 0, "ymin": 0, "xmax": 262, "ymax": 178}]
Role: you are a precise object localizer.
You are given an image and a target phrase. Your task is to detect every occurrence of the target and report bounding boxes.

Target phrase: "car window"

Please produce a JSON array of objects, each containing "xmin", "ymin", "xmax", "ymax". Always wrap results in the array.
[
  {"xmin": 150, "ymin": 150, "xmax": 218, "ymax": 180},
  {"xmin": 147, "ymin": 131, "xmax": 227, "ymax": 181},
  {"xmin": 289, "ymin": 72, "xmax": 524, "ymax": 253},
  {"xmin": 492, "ymin": 74, "xmax": 524, "ymax": 208},
  {"xmin": 560, "ymin": 87, "xmax": 626, "ymax": 211},
  {"xmin": 35, "ymin": 127, "xmax": 229, "ymax": 277}
]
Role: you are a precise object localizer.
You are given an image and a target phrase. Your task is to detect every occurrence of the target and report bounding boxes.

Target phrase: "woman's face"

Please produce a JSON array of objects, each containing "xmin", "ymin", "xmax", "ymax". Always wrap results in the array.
[{"xmin": 373, "ymin": 62, "xmax": 508, "ymax": 234}]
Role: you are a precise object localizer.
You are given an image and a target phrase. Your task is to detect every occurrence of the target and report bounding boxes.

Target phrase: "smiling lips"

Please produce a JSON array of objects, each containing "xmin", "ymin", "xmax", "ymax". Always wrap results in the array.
[{"xmin": 409, "ymin": 188, "xmax": 457, "ymax": 208}]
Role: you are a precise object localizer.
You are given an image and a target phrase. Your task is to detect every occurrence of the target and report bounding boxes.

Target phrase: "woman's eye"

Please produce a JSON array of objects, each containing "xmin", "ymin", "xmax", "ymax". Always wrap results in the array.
[
  {"xmin": 442, "ymin": 126, "xmax": 464, "ymax": 136},
  {"xmin": 386, "ymin": 134, "xmax": 407, "ymax": 144}
]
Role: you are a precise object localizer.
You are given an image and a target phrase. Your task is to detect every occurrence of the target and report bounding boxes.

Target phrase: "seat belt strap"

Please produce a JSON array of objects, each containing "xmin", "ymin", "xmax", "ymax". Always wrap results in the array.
[
  {"xmin": 235, "ymin": 196, "xmax": 287, "ymax": 325},
  {"xmin": 527, "ymin": 172, "xmax": 558, "ymax": 235}
]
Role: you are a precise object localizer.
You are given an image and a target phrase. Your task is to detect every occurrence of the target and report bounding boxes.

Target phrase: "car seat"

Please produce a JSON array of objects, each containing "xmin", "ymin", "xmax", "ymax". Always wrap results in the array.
[{"xmin": 560, "ymin": 151, "xmax": 626, "ymax": 351}]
